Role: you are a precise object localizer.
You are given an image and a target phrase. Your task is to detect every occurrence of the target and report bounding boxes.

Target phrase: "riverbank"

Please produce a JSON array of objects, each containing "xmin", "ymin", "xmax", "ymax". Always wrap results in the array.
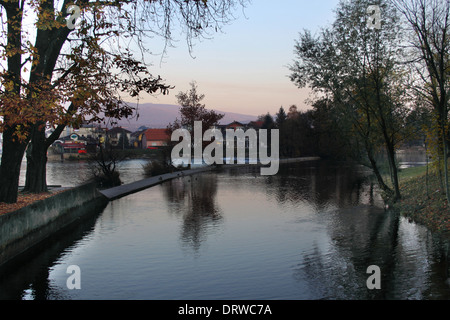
[
  {"xmin": 0, "ymin": 183, "xmax": 107, "ymax": 270},
  {"xmin": 393, "ymin": 165, "xmax": 450, "ymax": 234},
  {"xmin": 0, "ymin": 188, "xmax": 68, "ymax": 215}
]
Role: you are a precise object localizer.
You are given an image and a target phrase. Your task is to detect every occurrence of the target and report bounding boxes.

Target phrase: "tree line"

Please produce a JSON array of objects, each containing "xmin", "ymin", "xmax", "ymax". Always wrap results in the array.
[
  {"xmin": 256, "ymin": 104, "xmax": 350, "ymax": 161},
  {"xmin": 288, "ymin": 0, "xmax": 450, "ymax": 203}
]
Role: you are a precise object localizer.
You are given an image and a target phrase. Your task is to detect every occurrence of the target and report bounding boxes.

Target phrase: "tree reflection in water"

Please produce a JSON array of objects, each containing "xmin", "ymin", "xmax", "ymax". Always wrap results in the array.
[
  {"xmin": 162, "ymin": 173, "xmax": 223, "ymax": 253},
  {"xmin": 267, "ymin": 161, "xmax": 377, "ymax": 210},
  {"xmin": 214, "ymin": 161, "xmax": 450, "ymax": 299},
  {"xmin": 267, "ymin": 162, "xmax": 450, "ymax": 300},
  {"xmin": 1, "ymin": 160, "xmax": 449, "ymax": 300}
]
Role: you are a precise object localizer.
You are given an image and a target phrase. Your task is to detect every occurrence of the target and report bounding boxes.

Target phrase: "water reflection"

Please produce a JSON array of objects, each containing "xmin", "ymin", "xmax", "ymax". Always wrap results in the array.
[
  {"xmin": 19, "ymin": 158, "xmax": 147, "ymax": 187},
  {"xmin": 264, "ymin": 161, "xmax": 377, "ymax": 210},
  {"xmin": 1, "ymin": 160, "xmax": 450, "ymax": 300},
  {"xmin": 295, "ymin": 204, "xmax": 398, "ymax": 299},
  {"xmin": 0, "ymin": 200, "xmax": 107, "ymax": 300},
  {"xmin": 275, "ymin": 163, "xmax": 450, "ymax": 299},
  {"xmin": 162, "ymin": 174, "xmax": 223, "ymax": 253},
  {"xmin": 217, "ymin": 163, "xmax": 450, "ymax": 299},
  {"xmin": 386, "ymin": 220, "xmax": 450, "ymax": 299}
]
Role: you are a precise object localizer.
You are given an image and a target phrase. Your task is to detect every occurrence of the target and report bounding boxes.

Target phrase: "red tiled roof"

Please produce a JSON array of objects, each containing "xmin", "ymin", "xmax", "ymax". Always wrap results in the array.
[
  {"xmin": 248, "ymin": 121, "xmax": 263, "ymax": 128},
  {"xmin": 145, "ymin": 129, "xmax": 170, "ymax": 141},
  {"xmin": 226, "ymin": 121, "xmax": 244, "ymax": 128}
]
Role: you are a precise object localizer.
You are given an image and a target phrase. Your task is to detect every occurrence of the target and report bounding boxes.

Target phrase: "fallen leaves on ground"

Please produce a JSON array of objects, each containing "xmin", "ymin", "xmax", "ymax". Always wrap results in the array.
[{"xmin": 0, "ymin": 190, "xmax": 65, "ymax": 216}]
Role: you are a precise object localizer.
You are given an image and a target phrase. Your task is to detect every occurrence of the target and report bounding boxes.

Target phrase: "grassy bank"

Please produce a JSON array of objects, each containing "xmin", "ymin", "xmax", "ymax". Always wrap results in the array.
[{"xmin": 393, "ymin": 165, "xmax": 450, "ymax": 234}]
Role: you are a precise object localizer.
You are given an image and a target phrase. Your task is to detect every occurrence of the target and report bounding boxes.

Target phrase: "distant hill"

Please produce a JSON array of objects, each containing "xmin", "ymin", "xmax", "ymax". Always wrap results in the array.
[{"xmin": 112, "ymin": 102, "xmax": 258, "ymax": 131}]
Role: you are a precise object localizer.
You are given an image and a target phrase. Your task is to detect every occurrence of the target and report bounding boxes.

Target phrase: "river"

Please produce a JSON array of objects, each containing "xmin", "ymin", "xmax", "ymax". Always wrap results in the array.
[{"xmin": 1, "ymin": 158, "xmax": 449, "ymax": 300}]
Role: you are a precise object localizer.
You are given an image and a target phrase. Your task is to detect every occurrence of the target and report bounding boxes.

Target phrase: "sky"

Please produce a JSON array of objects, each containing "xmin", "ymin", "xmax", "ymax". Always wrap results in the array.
[{"xmin": 140, "ymin": 0, "xmax": 340, "ymax": 117}]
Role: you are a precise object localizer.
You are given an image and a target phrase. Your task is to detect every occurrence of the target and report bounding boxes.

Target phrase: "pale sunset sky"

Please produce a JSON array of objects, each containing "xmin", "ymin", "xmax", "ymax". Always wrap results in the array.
[{"xmin": 142, "ymin": 0, "xmax": 340, "ymax": 117}]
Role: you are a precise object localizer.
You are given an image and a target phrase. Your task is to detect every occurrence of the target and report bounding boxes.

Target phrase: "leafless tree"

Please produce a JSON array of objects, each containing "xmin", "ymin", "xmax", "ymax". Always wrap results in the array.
[{"xmin": 392, "ymin": 0, "xmax": 450, "ymax": 201}]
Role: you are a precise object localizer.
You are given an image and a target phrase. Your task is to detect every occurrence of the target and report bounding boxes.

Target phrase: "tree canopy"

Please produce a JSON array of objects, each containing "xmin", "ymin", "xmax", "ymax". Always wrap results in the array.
[
  {"xmin": 289, "ymin": 0, "xmax": 411, "ymax": 200},
  {"xmin": 168, "ymin": 81, "xmax": 224, "ymax": 134},
  {"xmin": 0, "ymin": 0, "xmax": 249, "ymax": 203}
]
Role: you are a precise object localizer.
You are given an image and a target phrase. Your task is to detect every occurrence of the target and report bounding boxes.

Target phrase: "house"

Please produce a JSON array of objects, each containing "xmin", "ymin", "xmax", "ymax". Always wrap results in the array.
[
  {"xmin": 130, "ymin": 129, "xmax": 147, "ymax": 149},
  {"xmin": 53, "ymin": 133, "xmax": 88, "ymax": 154},
  {"xmin": 143, "ymin": 128, "xmax": 170, "ymax": 149},
  {"xmin": 223, "ymin": 120, "xmax": 264, "ymax": 151},
  {"xmin": 226, "ymin": 121, "xmax": 245, "ymax": 131},
  {"xmin": 54, "ymin": 123, "xmax": 107, "ymax": 142},
  {"xmin": 106, "ymin": 127, "xmax": 131, "ymax": 148},
  {"xmin": 246, "ymin": 120, "xmax": 263, "ymax": 130}
]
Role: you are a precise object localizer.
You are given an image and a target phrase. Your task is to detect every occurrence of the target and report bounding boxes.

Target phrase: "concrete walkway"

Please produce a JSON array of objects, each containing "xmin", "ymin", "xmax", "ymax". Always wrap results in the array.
[
  {"xmin": 99, "ymin": 157, "xmax": 321, "ymax": 201},
  {"xmin": 98, "ymin": 166, "xmax": 215, "ymax": 200}
]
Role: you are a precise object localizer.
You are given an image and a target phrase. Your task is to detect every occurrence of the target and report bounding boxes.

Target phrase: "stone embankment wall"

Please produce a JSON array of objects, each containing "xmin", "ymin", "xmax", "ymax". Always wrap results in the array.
[{"xmin": 0, "ymin": 183, "xmax": 107, "ymax": 269}]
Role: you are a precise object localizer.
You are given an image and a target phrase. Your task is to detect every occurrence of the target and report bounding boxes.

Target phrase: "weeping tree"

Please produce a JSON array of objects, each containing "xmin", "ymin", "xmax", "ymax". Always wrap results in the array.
[
  {"xmin": 0, "ymin": 0, "xmax": 249, "ymax": 203},
  {"xmin": 289, "ymin": 0, "xmax": 410, "ymax": 201}
]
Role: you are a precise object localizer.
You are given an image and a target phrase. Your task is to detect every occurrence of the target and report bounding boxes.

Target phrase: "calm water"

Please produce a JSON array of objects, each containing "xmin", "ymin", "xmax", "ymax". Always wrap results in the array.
[
  {"xmin": 2, "ymin": 160, "xmax": 450, "ymax": 300},
  {"xmin": 17, "ymin": 158, "xmax": 149, "ymax": 187}
]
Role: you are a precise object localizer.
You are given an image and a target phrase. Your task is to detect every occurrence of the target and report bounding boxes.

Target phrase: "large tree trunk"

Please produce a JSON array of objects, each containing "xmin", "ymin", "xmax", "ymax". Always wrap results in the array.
[
  {"xmin": 24, "ymin": 124, "xmax": 48, "ymax": 193},
  {"xmin": 442, "ymin": 119, "xmax": 449, "ymax": 202},
  {"xmin": 24, "ymin": 120, "xmax": 73, "ymax": 193},
  {"xmin": 0, "ymin": 1, "xmax": 27, "ymax": 203},
  {"xmin": 23, "ymin": 106, "xmax": 76, "ymax": 193},
  {"xmin": 0, "ymin": 128, "xmax": 29, "ymax": 203},
  {"xmin": 386, "ymin": 143, "xmax": 401, "ymax": 201},
  {"xmin": 368, "ymin": 153, "xmax": 392, "ymax": 197}
]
